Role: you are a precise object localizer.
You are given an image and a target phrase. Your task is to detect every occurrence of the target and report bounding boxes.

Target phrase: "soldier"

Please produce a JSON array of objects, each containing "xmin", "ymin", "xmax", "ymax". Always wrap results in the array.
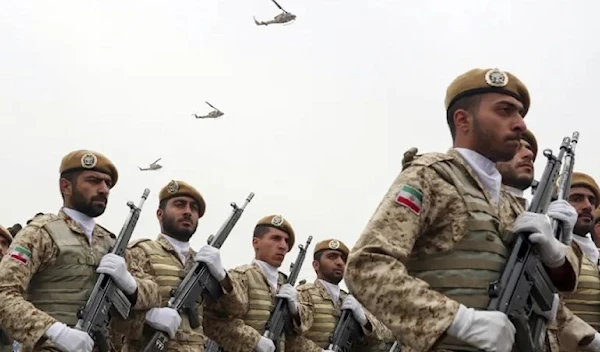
[
  {"xmin": 0, "ymin": 226, "xmax": 11, "ymax": 258},
  {"xmin": 204, "ymin": 214, "xmax": 306, "ymax": 352},
  {"xmin": 117, "ymin": 180, "xmax": 243, "ymax": 352},
  {"xmin": 558, "ymin": 172, "xmax": 600, "ymax": 349},
  {"xmin": 345, "ymin": 68, "xmax": 581, "ymax": 352},
  {"xmin": 0, "ymin": 149, "xmax": 160, "ymax": 352},
  {"xmin": 591, "ymin": 207, "xmax": 600, "ymax": 248},
  {"xmin": 287, "ymin": 239, "xmax": 392, "ymax": 352}
]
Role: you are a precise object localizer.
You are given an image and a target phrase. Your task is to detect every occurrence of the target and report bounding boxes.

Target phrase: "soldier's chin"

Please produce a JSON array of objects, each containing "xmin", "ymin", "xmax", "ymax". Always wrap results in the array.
[{"xmin": 85, "ymin": 204, "xmax": 106, "ymax": 218}]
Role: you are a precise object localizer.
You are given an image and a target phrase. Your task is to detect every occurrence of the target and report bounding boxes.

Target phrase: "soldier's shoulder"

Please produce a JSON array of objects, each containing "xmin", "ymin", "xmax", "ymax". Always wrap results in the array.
[
  {"xmin": 409, "ymin": 152, "xmax": 454, "ymax": 167},
  {"xmin": 231, "ymin": 263, "xmax": 255, "ymax": 274},
  {"xmin": 96, "ymin": 224, "xmax": 117, "ymax": 239},
  {"xmin": 296, "ymin": 282, "xmax": 317, "ymax": 292},
  {"xmin": 278, "ymin": 271, "xmax": 289, "ymax": 281},
  {"xmin": 127, "ymin": 238, "xmax": 153, "ymax": 249},
  {"xmin": 26, "ymin": 213, "xmax": 60, "ymax": 229}
]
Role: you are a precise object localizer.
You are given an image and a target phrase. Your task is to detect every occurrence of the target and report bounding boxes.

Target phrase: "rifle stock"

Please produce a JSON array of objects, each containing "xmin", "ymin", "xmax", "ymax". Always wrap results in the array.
[
  {"xmin": 75, "ymin": 189, "xmax": 150, "ymax": 352},
  {"xmin": 142, "ymin": 192, "xmax": 254, "ymax": 352},
  {"xmin": 263, "ymin": 236, "xmax": 313, "ymax": 352}
]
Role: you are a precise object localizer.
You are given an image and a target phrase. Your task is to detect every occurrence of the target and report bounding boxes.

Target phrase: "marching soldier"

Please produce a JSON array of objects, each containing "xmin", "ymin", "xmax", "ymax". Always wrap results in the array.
[
  {"xmin": 0, "ymin": 149, "xmax": 161, "ymax": 352},
  {"xmin": 345, "ymin": 68, "xmax": 581, "ymax": 352},
  {"xmin": 287, "ymin": 239, "xmax": 392, "ymax": 352},
  {"xmin": 204, "ymin": 215, "xmax": 307, "ymax": 352},
  {"xmin": 116, "ymin": 180, "xmax": 244, "ymax": 352}
]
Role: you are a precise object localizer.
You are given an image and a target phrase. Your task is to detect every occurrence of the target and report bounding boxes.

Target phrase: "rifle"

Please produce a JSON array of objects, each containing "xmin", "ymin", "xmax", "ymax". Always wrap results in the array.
[
  {"xmin": 75, "ymin": 189, "xmax": 150, "ymax": 352},
  {"xmin": 142, "ymin": 192, "xmax": 255, "ymax": 352},
  {"xmin": 551, "ymin": 132, "xmax": 579, "ymax": 243},
  {"xmin": 389, "ymin": 341, "xmax": 402, "ymax": 352},
  {"xmin": 263, "ymin": 236, "xmax": 313, "ymax": 352},
  {"xmin": 327, "ymin": 309, "xmax": 363, "ymax": 351},
  {"xmin": 204, "ymin": 338, "xmax": 223, "ymax": 352},
  {"xmin": 0, "ymin": 328, "xmax": 12, "ymax": 346},
  {"xmin": 487, "ymin": 133, "xmax": 579, "ymax": 352}
]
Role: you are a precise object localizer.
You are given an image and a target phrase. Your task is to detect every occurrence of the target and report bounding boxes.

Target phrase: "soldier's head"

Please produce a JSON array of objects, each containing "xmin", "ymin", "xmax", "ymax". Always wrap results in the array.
[
  {"xmin": 568, "ymin": 172, "xmax": 600, "ymax": 236},
  {"xmin": 0, "ymin": 225, "xmax": 13, "ymax": 258},
  {"xmin": 59, "ymin": 150, "xmax": 118, "ymax": 218},
  {"xmin": 592, "ymin": 207, "xmax": 600, "ymax": 247},
  {"xmin": 157, "ymin": 180, "xmax": 205, "ymax": 242},
  {"xmin": 496, "ymin": 129, "xmax": 537, "ymax": 190},
  {"xmin": 312, "ymin": 239, "xmax": 349, "ymax": 285},
  {"xmin": 252, "ymin": 215, "xmax": 295, "ymax": 268},
  {"xmin": 445, "ymin": 68, "xmax": 529, "ymax": 162}
]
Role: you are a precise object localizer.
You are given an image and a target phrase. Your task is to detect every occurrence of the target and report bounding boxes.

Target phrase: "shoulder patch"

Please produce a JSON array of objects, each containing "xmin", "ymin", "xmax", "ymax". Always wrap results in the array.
[
  {"xmin": 394, "ymin": 184, "xmax": 423, "ymax": 215},
  {"xmin": 409, "ymin": 152, "xmax": 454, "ymax": 167},
  {"xmin": 8, "ymin": 244, "xmax": 32, "ymax": 265},
  {"xmin": 127, "ymin": 238, "xmax": 152, "ymax": 249},
  {"xmin": 27, "ymin": 214, "xmax": 59, "ymax": 228}
]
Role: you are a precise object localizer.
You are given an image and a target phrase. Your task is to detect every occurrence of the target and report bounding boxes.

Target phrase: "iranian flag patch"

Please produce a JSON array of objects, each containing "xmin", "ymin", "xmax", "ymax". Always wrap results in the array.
[
  {"xmin": 9, "ymin": 245, "xmax": 31, "ymax": 265},
  {"xmin": 395, "ymin": 184, "xmax": 423, "ymax": 214}
]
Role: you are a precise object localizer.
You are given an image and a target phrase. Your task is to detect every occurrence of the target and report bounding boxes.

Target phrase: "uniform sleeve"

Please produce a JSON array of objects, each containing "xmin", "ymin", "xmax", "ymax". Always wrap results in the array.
[
  {"xmin": 556, "ymin": 301, "xmax": 596, "ymax": 351},
  {"xmin": 344, "ymin": 165, "xmax": 461, "ymax": 352},
  {"xmin": 360, "ymin": 310, "xmax": 394, "ymax": 346},
  {"xmin": 0, "ymin": 226, "xmax": 60, "ymax": 350},
  {"xmin": 126, "ymin": 247, "xmax": 161, "ymax": 310},
  {"xmin": 294, "ymin": 287, "xmax": 315, "ymax": 334},
  {"xmin": 203, "ymin": 269, "xmax": 261, "ymax": 352},
  {"xmin": 285, "ymin": 333, "xmax": 323, "ymax": 352}
]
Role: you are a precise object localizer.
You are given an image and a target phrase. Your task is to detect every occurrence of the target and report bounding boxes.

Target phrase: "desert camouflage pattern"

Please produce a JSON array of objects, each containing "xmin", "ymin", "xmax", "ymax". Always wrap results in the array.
[
  {"xmin": 203, "ymin": 263, "xmax": 309, "ymax": 352},
  {"xmin": 344, "ymin": 150, "xmax": 580, "ymax": 352},
  {"xmin": 0, "ymin": 209, "xmax": 160, "ymax": 351},
  {"xmin": 288, "ymin": 279, "xmax": 392, "ymax": 352}
]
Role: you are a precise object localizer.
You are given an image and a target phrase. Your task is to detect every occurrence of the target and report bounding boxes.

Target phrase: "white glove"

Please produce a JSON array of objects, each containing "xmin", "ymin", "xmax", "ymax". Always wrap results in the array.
[
  {"xmin": 145, "ymin": 307, "xmax": 182, "ymax": 339},
  {"xmin": 96, "ymin": 253, "xmax": 137, "ymax": 294},
  {"xmin": 511, "ymin": 212, "xmax": 566, "ymax": 267},
  {"xmin": 255, "ymin": 336, "xmax": 276, "ymax": 352},
  {"xmin": 44, "ymin": 322, "xmax": 94, "ymax": 352},
  {"xmin": 323, "ymin": 350, "xmax": 335, "ymax": 352},
  {"xmin": 341, "ymin": 295, "xmax": 368, "ymax": 326},
  {"xmin": 275, "ymin": 283, "xmax": 299, "ymax": 315},
  {"xmin": 584, "ymin": 332, "xmax": 600, "ymax": 352},
  {"xmin": 194, "ymin": 245, "xmax": 226, "ymax": 281},
  {"xmin": 446, "ymin": 304, "xmax": 515, "ymax": 352},
  {"xmin": 547, "ymin": 200, "xmax": 577, "ymax": 236}
]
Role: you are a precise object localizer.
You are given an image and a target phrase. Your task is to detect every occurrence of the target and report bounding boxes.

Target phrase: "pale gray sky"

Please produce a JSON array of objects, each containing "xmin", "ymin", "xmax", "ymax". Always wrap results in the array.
[{"xmin": 1, "ymin": 0, "xmax": 599, "ymax": 286}]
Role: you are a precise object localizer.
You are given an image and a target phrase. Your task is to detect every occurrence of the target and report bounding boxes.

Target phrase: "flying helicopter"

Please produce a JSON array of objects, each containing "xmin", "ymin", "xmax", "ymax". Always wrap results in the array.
[
  {"xmin": 138, "ymin": 158, "xmax": 162, "ymax": 171},
  {"xmin": 193, "ymin": 101, "xmax": 224, "ymax": 119},
  {"xmin": 254, "ymin": 0, "xmax": 296, "ymax": 26}
]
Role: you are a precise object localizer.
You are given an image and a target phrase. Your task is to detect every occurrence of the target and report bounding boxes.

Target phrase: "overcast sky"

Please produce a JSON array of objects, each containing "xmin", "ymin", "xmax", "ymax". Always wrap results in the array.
[{"xmin": 1, "ymin": 0, "xmax": 599, "ymax": 287}]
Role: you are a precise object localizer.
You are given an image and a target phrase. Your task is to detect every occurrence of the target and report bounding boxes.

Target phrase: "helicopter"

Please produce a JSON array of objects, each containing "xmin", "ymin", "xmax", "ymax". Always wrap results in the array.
[
  {"xmin": 193, "ymin": 101, "xmax": 224, "ymax": 119},
  {"xmin": 254, "ymin": 0, "xmax": 296, "ymax": 26},
  {"xmin": 138, "ymin": 158, "xmax": 162, "ymax": 171}
]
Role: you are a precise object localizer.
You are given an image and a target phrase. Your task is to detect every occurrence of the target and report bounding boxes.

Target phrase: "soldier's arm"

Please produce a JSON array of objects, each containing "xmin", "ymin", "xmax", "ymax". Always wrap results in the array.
[
  {"xmin": 110, "ymin": 246, "xmax": 159, "ymax": 339},
  {"xmin": 556, "ymin": 300, "xmax": 597, "ymax": 351},
  {"xmin": 358, "ymin": 310, "xmax": 393, "ymax": 346},
  {"xmin": 125, "ymin": 247, "xmax": 161, "ymax": 310},
  {"xmin": 212, "ymin": 269, "xmax": 250, "ymax": 317},
  {"xmin": 0, "ymin": 226, "xmax": 60, "ymax": 349},
  {"xmin": 294, "ymin": 286, "xmax": 315, "ymax": 334},
  {"xmin": 344, "ymin": 165, "xmax": 461, "ymax": 352},
  {"xmin": 285, "ymin": 333, "xmax": 324, "ymax": 352}
]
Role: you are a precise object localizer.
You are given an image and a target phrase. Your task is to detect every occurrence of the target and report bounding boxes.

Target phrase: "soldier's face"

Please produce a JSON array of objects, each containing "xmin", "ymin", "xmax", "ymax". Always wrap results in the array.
[
  {"xmin": 593, "ymin": 221, "xmax": 600, "ymax": 247},
  {"xmin": 313, "ymin": 250, "xmax": 345, "ymax": 285},
  {"xmin": 65, "ymin": 171, "xmax": 112, "ymax": 217},
  {"xmin": 252, "ymin": 228, "xmax": 290, "ymax": 267},
  {"xmin": 0, "ymin": 237, "xmax": 9, "ymax": 257},
  {"xmin": 568, "ymin": 186, "xmax": 596, "ymax": 235},
  {"xmin": 157, "ymin": 196, "xmax": 200, "ymax": 242},
  {"xmin": 472, "ymin": 94, "xmax": 526, "ymax": 162},
  {"xmin": 496, "ymin": 140, "xmax": 535, "ymax": 190}
]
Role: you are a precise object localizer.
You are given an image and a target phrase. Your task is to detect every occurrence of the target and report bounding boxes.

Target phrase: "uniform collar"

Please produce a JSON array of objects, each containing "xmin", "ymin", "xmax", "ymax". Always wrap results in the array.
[{"xmin": 454, "ymin": 148, "xmax": 502, "ymax": 203}]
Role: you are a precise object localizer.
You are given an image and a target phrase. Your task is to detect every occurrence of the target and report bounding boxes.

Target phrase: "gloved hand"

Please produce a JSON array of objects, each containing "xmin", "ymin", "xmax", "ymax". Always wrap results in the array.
[
  {"xmin": 511, "ymin": 212, "xmax": 566, "ymax": 267},
  {"xmin": 275, "ymin": 283, "xmax": 299, "ymax": 315},
  {"xmin": 96, "ymin": 253, "xmax": 137, "ymax": 294},
  {"xmin": 194, "ymin": 245, "xmax": 226, "ymax": 281},
  {"xmin": 547, "ymin": 200, "xmax": 577, "ymax": 237},
  {"xmin": 446, "ymin": 304, "xmax": 515, "ymax": 352},
  {"xmin": 584, "ymin": 332, "xmax": 600, "ymax": 352},
  {"xmin": 255, "ymin": 336, "xmax": 275, "ymax": 352},
  {"xmin": 145, "ymin": 307, "xmax": 182, "ymax": 339},
  {"xmin": 341, "ymin": 295, "xmax": 368, "ymax": 326},
  {"xmin": 44, "ymin": 322, "xmax": 94, "ymax": 352}
]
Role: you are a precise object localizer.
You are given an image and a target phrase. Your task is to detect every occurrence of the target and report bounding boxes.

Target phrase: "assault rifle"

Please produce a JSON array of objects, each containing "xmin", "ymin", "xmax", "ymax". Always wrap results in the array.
[
  {"xmin": 327, "ymin": 309, "xmax": 363, "ymax": 351},
  {"xmin": 75, "ymin": 189, "xmax": 150, "ymax": 352},
  {"xmin": 142, "ymin": 192, "xmax": 255, "ymax": 352},
  {"xmin": 204, "ymin": 338, "xmax": 223, "ymax": 352},
  {"xmin": 263, "ymin": 236, "xmax": 313, "ymax": 352},
  {"xmin": 487, "ymin": 132, "xmax": 579, "ymax": 352},
  {"xmin": 389, "ymin": 341, "xmax": 402, "ymax": 352}
]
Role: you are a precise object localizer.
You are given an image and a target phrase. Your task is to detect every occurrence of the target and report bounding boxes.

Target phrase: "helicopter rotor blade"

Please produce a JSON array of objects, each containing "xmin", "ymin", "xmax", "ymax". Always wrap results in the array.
[{"xmin": 271, "ymin": 0, "xmax": 285, "ymax": 11}]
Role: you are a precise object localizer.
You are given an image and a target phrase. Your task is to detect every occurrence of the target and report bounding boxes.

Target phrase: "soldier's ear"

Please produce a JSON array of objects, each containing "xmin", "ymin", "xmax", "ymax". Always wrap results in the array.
[
  {"xmin": 312, "ymin": 260, "xmax": 319, "ymax": 272},
  {"xmin": 453, "ymin": 109, "xmax": 472, "ymax": 134},
  {"xmin": 59, "ymin": 177, "xmax": 72, "ymax": 198},
  {"xmin": 156, "ymin": 208, "xmax": 163, "ymax": 221}
]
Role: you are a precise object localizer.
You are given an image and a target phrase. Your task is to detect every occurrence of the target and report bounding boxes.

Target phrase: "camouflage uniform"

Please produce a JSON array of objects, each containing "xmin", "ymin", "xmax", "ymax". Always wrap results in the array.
[
  {"xmin": 0, "ymin": 210, "xmax": 161, "ymax": 351},
  {"xmin": 344, "ymin": 150, "xmax": 580, "ymax": 352},
  {"xmin": 203, "ymin": 263, "xmax": 307, "ymax": 352},
  {"xmin": 287, "ymin": 279, "xmax": 393, "ymax": 352}
]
